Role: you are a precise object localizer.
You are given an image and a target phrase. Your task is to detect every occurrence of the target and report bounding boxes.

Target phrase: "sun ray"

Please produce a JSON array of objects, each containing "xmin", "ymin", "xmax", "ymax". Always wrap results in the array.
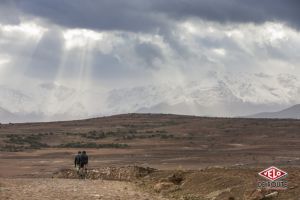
[
  {"xmin": 0, "ymin": 22, "xmax": 47, "ymax": 73},
  {"xmin": 39, "ymin": 28, "xmax": 104, "ymax": 120}
]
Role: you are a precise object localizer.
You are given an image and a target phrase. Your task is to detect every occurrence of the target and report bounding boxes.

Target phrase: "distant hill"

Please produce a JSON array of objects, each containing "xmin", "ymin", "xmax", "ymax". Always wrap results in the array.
[{"xmin": 247, "ymin": 104, "xmax": 300, "ymax": 119}]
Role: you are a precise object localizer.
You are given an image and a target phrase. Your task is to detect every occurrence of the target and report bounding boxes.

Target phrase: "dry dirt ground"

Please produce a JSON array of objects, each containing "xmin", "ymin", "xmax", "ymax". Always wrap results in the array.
[
  {"xmin": 1, "ymin": 114, "xmax": 300, "ymax": 175},
  {"xmin": 1, "ymin": 114, "xmax": 300, "ymax": 199},
  {"xmin": 1, "ymin": 166, "xmax": 299, "ymax": 200},
  {"xmin": 0, "ymin": 178, "xmax": 166, "ymax": 200},
  {"xmin": 139, "ymin": 167, "xmax": 300, "ymax": 200}
]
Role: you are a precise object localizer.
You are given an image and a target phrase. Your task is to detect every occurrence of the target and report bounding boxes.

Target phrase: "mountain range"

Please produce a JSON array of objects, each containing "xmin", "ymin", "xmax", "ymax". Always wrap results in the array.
[{"xmin": 1, "ymin": 72, "xmax": 300, "ymax": 122}]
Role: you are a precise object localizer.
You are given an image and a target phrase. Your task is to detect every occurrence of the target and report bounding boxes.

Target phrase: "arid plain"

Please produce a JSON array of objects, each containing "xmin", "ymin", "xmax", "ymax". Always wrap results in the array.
[{"xmin": 1, "ymin": 114, "xmax": 300, "ymax": 199}]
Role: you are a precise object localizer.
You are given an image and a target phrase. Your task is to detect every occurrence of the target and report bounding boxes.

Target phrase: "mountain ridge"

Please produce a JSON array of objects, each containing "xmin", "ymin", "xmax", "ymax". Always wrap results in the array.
[
  {"xmin": 1, "ymin": 72, "xmax": 300, "ymax": 122},
  {"xmin": 247, "ymin": 104, "xmax": 300, "ymax": 119}
]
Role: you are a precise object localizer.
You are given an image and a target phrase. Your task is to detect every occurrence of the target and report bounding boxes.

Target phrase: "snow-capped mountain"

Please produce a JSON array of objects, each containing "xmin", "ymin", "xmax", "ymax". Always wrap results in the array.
[
  {"xmin": 0, "ymin": 85, "xmax": 34, "ymax": 114},
  {"xmin": 1, "ymin": 72, "xmax": 300, "ymax": 122},
  {"xmin": 0, "ymin": 83, "xmax": 104, "ymax": 122},
  {"xmin": 107, "ymin": 72, "xmax": 299, "ymax": 117}
]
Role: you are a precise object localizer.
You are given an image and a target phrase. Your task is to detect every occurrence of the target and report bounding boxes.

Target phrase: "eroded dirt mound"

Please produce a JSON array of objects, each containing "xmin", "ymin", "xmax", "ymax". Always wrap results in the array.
[
  {"xmin": 52, "ymin": 166, "xmax": 300, "ymax": 199},
  {"xmin": 53, "ymin": 165, "xmax": 156, "ymax": 181},
  {"xmin": 138, "ymin": 167, "xmax": 300, "ymax": 200}
]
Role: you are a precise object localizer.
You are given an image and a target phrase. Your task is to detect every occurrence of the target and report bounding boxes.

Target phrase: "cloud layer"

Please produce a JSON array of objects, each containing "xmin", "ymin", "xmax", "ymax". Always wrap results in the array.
[
  {"xmin": 8, "ymin": 0, "xmax": 300, "ymax": 32},
  {"xmin": 1, "ymin": 1, "xmax": 300, "ymax": 120}
]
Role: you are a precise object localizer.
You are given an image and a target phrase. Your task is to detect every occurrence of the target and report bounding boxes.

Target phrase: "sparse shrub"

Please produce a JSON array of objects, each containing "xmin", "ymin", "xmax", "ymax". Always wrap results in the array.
[
  {"xmin": 0, "ymin": 145, "xmax": 24, "ymax": 152},
  {"xmin": 4, "ymin": 134, "xmax": 48, "ymax": 151},
  {"xmin": 57, "ymin": 142, "xmax": 129, "ymax": 148},
  {"xmin": 160, "ymin": 134, "xmax": 174, "ymax": 139},
  {"xmin": 146, "ymin": 130, "xmax": 154, "ymax": 133},
  {"xmin": 83, "ymin": 131, "xmax": 106, "ymax": 139}
]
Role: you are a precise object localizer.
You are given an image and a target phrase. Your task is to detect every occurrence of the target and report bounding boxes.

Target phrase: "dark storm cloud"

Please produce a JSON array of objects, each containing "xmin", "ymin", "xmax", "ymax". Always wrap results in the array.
[
  {"xmin": 16, "ymin": 0, "xmax": 166, "ymax": 32},
  {"xmin": 6, "ymin": 0, "xmax": 300, "ymax": 31},
  {"xmin": 1, "ymin": 0, "xmax": 299, "ymax": 82},
  {"xmin": 0, "ymin": 0, "xmax": 20, "ymax": 24},
  {"xmin": 153, "ymin": 0, "xmax": 300, "ymax": 28}
]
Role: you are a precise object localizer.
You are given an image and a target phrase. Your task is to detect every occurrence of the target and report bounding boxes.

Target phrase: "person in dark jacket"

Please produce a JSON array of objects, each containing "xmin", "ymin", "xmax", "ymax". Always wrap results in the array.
[
  {"xmin": 78, "ymin": 151, "xmax": 88, "ymax": 178},
  {"xmin": 74, "ymin": 151, "xmax": 81, "ymax": 172},
  {"xmin": 80, "ymin": 151, "xmax": 88, "ymax": 169}
]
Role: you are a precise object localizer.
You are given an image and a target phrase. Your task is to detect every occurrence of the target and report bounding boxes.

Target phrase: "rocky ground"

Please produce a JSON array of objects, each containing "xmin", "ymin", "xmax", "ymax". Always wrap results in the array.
[
  {"xmin": 0, "ymin": 178, "xmax": 167, "ymax": 200},
  {"xmin": 2, "ymin": 166, "xmax": 299, "ymax": 200}
]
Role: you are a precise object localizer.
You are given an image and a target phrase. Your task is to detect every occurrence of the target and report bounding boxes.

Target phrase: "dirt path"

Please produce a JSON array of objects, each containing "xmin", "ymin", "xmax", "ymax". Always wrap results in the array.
[{"xmin": 0, "ymin": 178, "xmax": 167, "ymax": 200}]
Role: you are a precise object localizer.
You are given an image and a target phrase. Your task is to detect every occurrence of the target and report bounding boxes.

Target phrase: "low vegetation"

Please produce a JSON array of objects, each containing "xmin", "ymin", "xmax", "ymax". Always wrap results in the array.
[
  {"xmin": 1, "ymin": 134, "xmax": 49, "ymax": 152},
  {"xmin": 57, "ymin": 142, "xmax": 129, "ymax": 148}
]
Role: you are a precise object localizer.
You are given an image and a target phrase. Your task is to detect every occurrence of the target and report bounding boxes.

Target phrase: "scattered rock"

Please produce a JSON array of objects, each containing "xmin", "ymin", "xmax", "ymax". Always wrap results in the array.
[
  {"xmin": 205, "ymin": 187, "xmax": 231, "ymax": 199},
  {"xmin": 290, "ymin": 184, "xmax": 298, "ymax": 189},
  {"xmin": 154, "ymin": 182, "xmax": 174, "ymax": 193},
  {"xmin": 264, "ymin": 191, "xmax": 278, "ymax": 199},
  {"xmin": 246, "ymin": 189, "xmax": 265, "ymax": 200},
  {"xmin": 167, "ymin": 172, "xmax": 184, "ymax": 185},
  {"xmin": 246, "ymin": 189, "xmax": 279, "ymax": 200},
  {"xmin": 53, "ymin": 166, "xmax": 156, "ymax": 181}
]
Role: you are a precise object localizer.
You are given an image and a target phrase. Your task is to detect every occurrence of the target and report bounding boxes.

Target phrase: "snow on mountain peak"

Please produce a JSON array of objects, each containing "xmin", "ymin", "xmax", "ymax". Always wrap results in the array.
[{"xmin": 1, "ymin": 72, "xmax": 300, "ymax": 122}]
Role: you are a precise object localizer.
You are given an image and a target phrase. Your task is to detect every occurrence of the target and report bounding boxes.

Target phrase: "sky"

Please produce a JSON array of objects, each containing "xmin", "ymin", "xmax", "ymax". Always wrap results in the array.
[{"xmin": 0, "ymin": 0, "xmax": 300, "ymax": 119}]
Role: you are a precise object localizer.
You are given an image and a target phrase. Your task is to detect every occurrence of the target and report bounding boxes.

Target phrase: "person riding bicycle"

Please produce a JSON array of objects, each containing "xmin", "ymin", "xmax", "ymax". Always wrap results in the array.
[{"xmin": 74, "ymin": 151, "xmax": 81, "ymax": 173}]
